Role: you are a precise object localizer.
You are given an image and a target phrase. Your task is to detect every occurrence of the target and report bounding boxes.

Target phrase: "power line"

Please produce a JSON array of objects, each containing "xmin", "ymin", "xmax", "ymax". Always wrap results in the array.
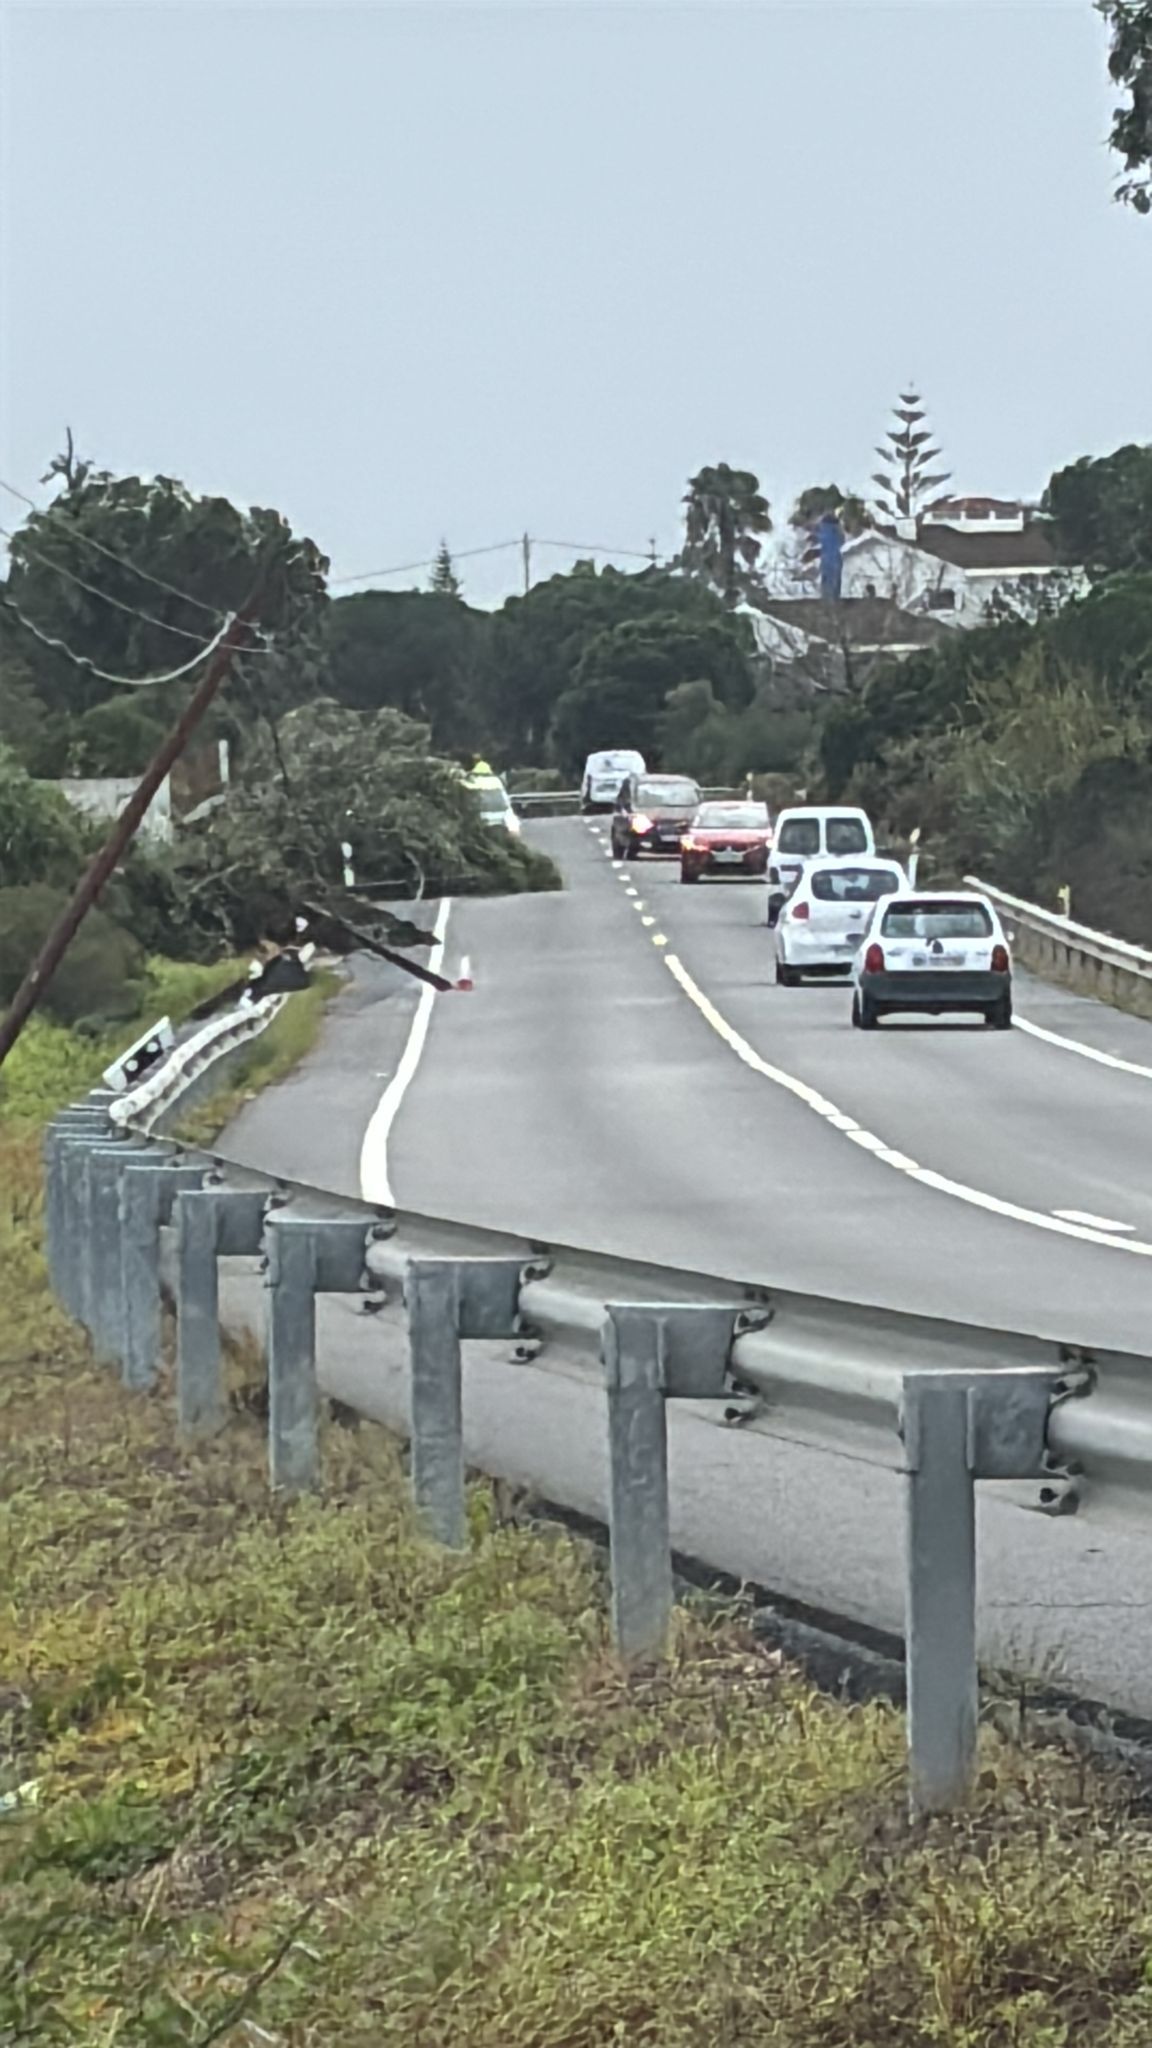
[
  {"xmin": 0, "ymin": 474, "xmax": 231, "ymax": 621},
  {"xmin": 328, "ymin": 538, "xmax": 523, "ymax": 587},
  {"xmin": 0, "ymin": 594, "xmax": 240, "ymax": 690},
  {"xmin": 0, "ymin": 523, "xmax": 270, "ymax": 654},
  {"xmin": 534, "ymin": 538, "xmax": 660, "ymax": 562}
]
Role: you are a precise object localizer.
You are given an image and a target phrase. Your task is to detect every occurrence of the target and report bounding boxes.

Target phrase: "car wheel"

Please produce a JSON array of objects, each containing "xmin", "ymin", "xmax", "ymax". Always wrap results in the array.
[
  {"xmin": 680, "ymin": 866, "xmax": 698, "ymax": 884},
  {"xmin": 987, "ymin": 993, "xmax": 1013, "ymax": 1030},
  {"xmin": 766, "ymin": 904, "xmax": 780, "ymax": 929},
  {"xmin": 775, "ymin": 957, "xmax": 798, "ymax": 987},
  {"xmin": 853, "ymin": 992, "xmax": 878, "ymax": 1031}
]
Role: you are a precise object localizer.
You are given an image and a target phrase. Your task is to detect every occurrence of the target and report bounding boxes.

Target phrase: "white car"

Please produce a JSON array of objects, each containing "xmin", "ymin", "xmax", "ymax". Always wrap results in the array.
[
  {"xmin": 850, "ymin": 890, "xmax": 1013, "ymax": 1031},
  {"xmin": 464, "ymin": 770, "xmax": 521, "ymax": 837},
  {"xmin": 774, "ymin": 857, "xmax": 906, "ymax": 985},
  {"xmin": 766, "ymin": 806, "xmax": 876, "ymax": 926}
]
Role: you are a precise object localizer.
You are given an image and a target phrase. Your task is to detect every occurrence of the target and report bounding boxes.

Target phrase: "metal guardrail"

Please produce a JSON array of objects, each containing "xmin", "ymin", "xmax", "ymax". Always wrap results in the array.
[
  {"xmin": 107, "ymin": 994, "xmax": 287, "ymax": 1133},
  {"xmin": 968, "ymin": 876, "xmax": 1152, "ymax": 1017},
  {"xmin": 44, "ymin": 1066, "xmax": 1140, "ymax": 1818},
  {"xmin": 510, "ymin": 785, "xmax": 741, "ymax": 818}
]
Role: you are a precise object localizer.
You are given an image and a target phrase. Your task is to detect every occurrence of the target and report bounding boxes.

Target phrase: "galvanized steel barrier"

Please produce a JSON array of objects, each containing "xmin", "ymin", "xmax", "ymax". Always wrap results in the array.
[
  {"xmin": 968, "ymin": 875, "xmax": 1152, "ymax": 1019},
  {"xmin": 43, "ymin": 1077, "xmax": 1132, "ymax": 1819}
]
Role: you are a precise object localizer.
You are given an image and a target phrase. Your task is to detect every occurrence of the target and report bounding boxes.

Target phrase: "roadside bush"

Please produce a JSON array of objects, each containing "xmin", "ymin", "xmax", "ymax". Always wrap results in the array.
[
  {"xmin": 0, "ymin": 748, "xmax": 93, "ymax": 889},
  {"xmin": 0, "ymin": 885, "xmax": 145, "ymax": 1028}
]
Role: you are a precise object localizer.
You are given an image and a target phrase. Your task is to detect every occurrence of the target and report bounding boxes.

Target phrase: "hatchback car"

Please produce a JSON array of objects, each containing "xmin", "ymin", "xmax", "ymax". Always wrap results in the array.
[
  {"xmin": 850, "ymin": 890, "xmax": 1013, "ymax": 1030},
  {"xmin": 774, "ymin": 857, "xmax": 906, "ymax": 984},
  {"xmin": 611, "ymin": 774, "xmax": 703, "ymax": 858},
  {"xmin": 766, "ymin": 807, "xmax": 876, "ymax": 925},
  {"xmin": 680, "ymin": 801, "xmax": 772, "ymax": 883}
]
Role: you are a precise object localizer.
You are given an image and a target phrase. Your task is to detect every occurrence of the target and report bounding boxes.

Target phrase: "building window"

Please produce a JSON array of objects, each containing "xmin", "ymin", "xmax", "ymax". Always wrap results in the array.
[{"xmin": 927, "ymin": 588, "xmax": 957, "ymax": 611}]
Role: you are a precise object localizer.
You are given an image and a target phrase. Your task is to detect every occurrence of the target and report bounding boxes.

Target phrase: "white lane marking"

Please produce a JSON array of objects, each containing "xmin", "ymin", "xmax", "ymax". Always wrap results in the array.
[
  {"xmin": 663, "ymin": 951, "xmax": 1152, "ymax": 1260},
  {"xmin": 625, "ymin": 886, "xmax": 639, "ymax": 898},
  {"xmin": 641, "ymin": 915, "xmax": 655, "ymax": 927},
  {"xmin": 1053, "ymin": 1208, "xmax": 1136, "ymax": 1233},
  {"xmin": 359, "ymin": 898, "xmax": 452, "ymax": 1207},
  {"xmin": 1015, "ymin": 1013, "xmax": 1152, "ymax": 1081},
  {"xmin": 652, "ymin": 934, "xmax": 668, "ymax": 947}
]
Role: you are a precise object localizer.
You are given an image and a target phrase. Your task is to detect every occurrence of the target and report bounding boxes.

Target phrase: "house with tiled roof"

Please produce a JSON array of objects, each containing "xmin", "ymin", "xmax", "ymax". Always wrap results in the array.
[
  {"xmin": 740, "ymin": 595, "xmax": 950, "ymax": 695},
  {"xmin": 839, "ymin": 498, "xmax": 1085, "ymax": 624}
]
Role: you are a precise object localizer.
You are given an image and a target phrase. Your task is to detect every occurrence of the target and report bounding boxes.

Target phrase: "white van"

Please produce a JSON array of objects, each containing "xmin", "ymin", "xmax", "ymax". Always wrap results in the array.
[
  {"xmin": 766, "ymin": 806, "xmax": 875, "ymax": 926},
  {"xmin": 581, "ymin": 749, "xmax": 647, "ymax": 813}
]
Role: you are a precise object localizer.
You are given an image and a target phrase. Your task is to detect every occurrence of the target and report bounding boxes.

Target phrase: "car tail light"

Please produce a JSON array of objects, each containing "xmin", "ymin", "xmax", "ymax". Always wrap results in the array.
[
  {"xmin": 991, "ymin": 943, "xmax": 1009, "ymax": 973},
  {"xmin": 790, "ymin": 901, "xmax": 810, "ymax": 920},
  {"xmin": 630, "ymin": 813, "xmax": 652, "ymax": 833},
  {"xmin": 863, "ymin": 942, "xmax": 885, "ymax": 973}
]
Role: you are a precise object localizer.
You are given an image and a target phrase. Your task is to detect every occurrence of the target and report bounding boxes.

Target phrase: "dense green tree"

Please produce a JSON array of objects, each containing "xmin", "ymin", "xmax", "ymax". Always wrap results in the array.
[
  {"xmin": 1099, "ymin": 1, "xmax": 1152, "ymax": 212},
  {"xmin": 324, "ymin": 588, "xmax": 487, "ymax": 753},
  {"xmin": 789, "ymin": 486, "xmax": 871, "ymax": 536},
  {"xmin": 3, "ymin": 454, "xmax": 328, "ymax": 738},
  {"xmin": 550, "ymin": 614, "xmax": 754, "ymax": 774},
  {"xmin": 677, "ymin": 465, "xmax": 772, "ymax": 607},
  {"xmin": 482, "ymin": 562, "xmax": 733, "ymax": 763},
  {"xmin": 1043, "ymin": 444, "xmax": 1152, "ymax": 578},
  {"xmin": 0, "ymin": 883, "xmax": 144, "ymax": 1026}
]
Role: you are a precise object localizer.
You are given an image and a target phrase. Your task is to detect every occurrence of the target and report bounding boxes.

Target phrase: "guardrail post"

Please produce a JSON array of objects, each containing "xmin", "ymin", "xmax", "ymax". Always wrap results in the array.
[
  {"xmin": 899, "ymin": 1367, "xmax": 1064, "ymax": 1818},
  {"xmin": 404, "ymin": 1257, "xmax": 529, "ymax": 1546},
  {"xmin": 264, "ymin": 1214, "xmax": 378, "ymax": 1491},
  {"xmin": 87, "ymin": 1141, "xmax": 161, "ymax": 1366},
  {"xmin": 119, "ymin": 1156, "xmax": 208, "ymax": 1391},
  {"xmin": 174, "ymin": 1187, "xmax": 271, "ymax": 1434},
  {"xmin": 602, "ymin": 1305, "xmax": 742, "ymax": 1660},
  {"xmin": 42, "ymin": 1107, "xmax": 113, "ymax": 1306}
]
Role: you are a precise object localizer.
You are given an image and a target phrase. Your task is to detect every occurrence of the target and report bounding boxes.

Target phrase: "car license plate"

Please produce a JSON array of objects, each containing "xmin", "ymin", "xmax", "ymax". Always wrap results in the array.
[
  {"xmin": 912, "ymin": 953, "xmax": 966, "ymax": 968},
  {"xmin": 714, "ymin": 849, "xmax": 744, "ymax": 863}
]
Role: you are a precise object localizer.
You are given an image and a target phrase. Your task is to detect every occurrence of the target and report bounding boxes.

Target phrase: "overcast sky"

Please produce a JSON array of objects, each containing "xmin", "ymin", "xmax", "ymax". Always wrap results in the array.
[{"xmin": 1, "ymin": 0, "xmax": 1147, "ymax": 606}]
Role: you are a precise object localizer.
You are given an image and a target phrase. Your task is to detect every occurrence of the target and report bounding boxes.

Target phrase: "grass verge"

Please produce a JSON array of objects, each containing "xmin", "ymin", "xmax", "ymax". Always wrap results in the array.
[{"xmin": 8, "ymin": 979, "xmax": 1152, "ymax": 2042}]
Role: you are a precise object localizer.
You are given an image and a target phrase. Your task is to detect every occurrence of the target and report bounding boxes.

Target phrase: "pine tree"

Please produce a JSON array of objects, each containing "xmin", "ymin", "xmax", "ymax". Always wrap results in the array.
[
  {"xmin": 871, "ymin": 392, "xmax": 951, "ymax": 525},
  {"xmin": 430, "ymin": 540, "xmax": 462, "ymax": 597}
]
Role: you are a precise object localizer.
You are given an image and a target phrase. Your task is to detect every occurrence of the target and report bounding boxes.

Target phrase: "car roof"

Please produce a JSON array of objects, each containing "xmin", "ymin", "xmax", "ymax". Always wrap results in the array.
[
  {"xmin": 801, "ymin": 853, "xmax": 901, "ymax": 869},
  {"xmin": 637, "ymin": 773, "xmax": 699, "ymax": 785},
  {"xmin": 776, "ymin": 803, "xmax": 870, "ymax": 817},
  {"xmin": 879, "ymin": 889, "xmax": 993, "ymax": 904}
]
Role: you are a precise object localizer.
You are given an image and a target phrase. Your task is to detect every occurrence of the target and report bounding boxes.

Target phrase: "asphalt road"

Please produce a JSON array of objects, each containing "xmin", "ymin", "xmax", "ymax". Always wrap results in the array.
[
  {"xmin": 217, "ymin": 819, "xmax": 1152, "ymax": 1711},
  {"xmin": 371, "ymin": 818, "xmax": 1152, "ymax": 1353}
]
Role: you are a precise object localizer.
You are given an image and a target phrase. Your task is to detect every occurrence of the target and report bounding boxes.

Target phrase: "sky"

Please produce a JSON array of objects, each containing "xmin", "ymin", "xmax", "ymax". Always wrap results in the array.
[{"xmin": 0, "ymin": 0, "xmax": 1148, "ymax": 607}]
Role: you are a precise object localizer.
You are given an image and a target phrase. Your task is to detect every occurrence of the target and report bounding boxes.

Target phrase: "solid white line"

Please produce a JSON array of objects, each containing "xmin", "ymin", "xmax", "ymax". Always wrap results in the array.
[
  {"xmin": 1053, "ymin": 1208, "xmax": 1136, "ymax": 1233},
  {"xmin": 1015, "ymin": 1013, "xmax": 1152, "ymax": 1081},
  {"xmin": 663, "ymin": 951, "xmax": 1152, "ymax": 1260},
  {"xmin": 359, "ymin": 897, "xmax": 452, "ymax": 1207}
]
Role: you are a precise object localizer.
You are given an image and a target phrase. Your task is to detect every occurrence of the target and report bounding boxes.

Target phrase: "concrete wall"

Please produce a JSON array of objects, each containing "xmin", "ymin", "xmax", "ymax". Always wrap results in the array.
[{"xmin": 54, "ymin": 774, "xmax": 173, "ymax": 844}]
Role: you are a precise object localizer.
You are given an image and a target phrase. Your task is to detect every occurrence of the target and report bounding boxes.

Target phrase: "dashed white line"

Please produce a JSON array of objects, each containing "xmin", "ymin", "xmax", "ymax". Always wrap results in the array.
[
  {"xmin": 663, "ymin": 951, "xmax": 1152, "ymax": 1260},
  {"xmin": 360, "ymin": 897, "xmax": 452, "ymax": 1207}
]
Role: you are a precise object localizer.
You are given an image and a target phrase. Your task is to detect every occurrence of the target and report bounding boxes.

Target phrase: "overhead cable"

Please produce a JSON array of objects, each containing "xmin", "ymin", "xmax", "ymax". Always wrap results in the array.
[
  {"xmin": 0, "ymin": 474, "xmax": 232, "ymax": 621},
  {"xmin": 0, "ymin": 595, "xmax": 241, "ymax": 690},
  {"xmin": 0, "ymin": 524, "xmax": 270, "ymax": 654}
]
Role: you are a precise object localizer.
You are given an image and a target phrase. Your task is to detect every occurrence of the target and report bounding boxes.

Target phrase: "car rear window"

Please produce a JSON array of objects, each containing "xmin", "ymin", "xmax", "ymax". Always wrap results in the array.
[
  {"xmin": 776, "ymin": 819, "xmax": 821, "ymax": 855},
  {"xmin": 694, "ymin": 804, "xmax": 770, "ymax": 829},
  {"xmin": 881, "ymin": 900, "xmax": 994, "ymax": 940},
  {"xmin": 811, "ymin": 866, "xmax": 901, "ymax": 903},
  {"xmin": 638, "ymin": 780, "xmax": 699, "ymax": 807},
  {"xmin": 825, "ymin": 817, "xmax": 870, "ymax": 854}
]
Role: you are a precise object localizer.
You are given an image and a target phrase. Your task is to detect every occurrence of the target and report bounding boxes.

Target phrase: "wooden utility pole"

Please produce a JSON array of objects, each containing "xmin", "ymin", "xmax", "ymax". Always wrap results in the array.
[
  {"xmin": 0, "ymin": 599, "xmax": 261, "ymax": 1072},
  {"xmin": 522, "ymin": 532, "xmax": 532, "ymax": 594}
]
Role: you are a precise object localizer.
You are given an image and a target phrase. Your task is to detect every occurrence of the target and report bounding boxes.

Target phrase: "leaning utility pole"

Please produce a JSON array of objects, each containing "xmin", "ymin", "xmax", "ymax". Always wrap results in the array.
[
  {"xmin": 0, "ymin": 597, "xmax": 262, "ymax": 1072},
  {"xmin": 521, "ymin": 532, "xmax": 532, "ymax": 594}
]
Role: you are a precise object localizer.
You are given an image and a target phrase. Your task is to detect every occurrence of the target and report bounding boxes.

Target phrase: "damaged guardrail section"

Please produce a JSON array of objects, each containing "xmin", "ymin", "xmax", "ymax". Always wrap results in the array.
[{"xmin": 43, "ymin": 1079, "xmax": 1129, "ymax": 1819}]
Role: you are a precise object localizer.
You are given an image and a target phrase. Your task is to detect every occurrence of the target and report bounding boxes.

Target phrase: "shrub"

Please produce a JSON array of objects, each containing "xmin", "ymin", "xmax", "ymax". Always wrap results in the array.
[{"xmin": 0, "ymin": 885, "xmax": 145, "ymax": 1028}]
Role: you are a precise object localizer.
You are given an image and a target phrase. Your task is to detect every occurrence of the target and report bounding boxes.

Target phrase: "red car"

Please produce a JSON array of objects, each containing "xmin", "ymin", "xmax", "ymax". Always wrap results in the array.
[{"xmin": 679, "ymin": 801, "xmax": 773, "ymax": 883}]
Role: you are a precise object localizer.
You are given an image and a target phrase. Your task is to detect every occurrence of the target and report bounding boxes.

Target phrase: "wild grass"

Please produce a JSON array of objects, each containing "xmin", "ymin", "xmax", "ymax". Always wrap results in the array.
[{"xmin": 7, "ymin": 969, "xmax": 1152, "ymax": 2043}]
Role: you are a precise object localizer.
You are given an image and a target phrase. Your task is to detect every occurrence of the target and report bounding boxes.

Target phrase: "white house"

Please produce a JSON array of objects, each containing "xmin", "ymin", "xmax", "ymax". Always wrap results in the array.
[{"xmin": 839, "ymin": 498, "xmax": 1085, "ymax": 626}]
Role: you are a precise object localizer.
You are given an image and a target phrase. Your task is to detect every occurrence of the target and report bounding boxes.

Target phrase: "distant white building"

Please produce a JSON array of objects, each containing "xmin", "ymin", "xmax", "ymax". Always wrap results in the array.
[{"xmin": 839, "ymin": 498, "xmax": 1086, "ymax": 626}]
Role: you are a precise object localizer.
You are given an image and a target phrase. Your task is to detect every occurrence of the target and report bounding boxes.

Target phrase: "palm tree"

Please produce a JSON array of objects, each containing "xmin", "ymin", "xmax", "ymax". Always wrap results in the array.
[{"xmin": 678, "ymin": 463, "xmax": 772, "ymax": 606}]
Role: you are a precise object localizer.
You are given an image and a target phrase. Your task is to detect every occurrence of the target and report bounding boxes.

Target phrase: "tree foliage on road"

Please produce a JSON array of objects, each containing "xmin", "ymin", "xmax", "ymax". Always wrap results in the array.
[{"xmin": 1099, "ymin": 0, "xmax": 1152, "ymax": 211}]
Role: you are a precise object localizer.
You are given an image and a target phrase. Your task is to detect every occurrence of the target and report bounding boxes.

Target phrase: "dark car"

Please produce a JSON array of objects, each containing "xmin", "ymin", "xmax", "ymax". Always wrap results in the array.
[
  {"xmin": 679, "ymin": 801, "xmax": 772, "ymax": 883},
  {"xmin": 610, "ymin": 774, "xmax": 703, "ymax": 858}
]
